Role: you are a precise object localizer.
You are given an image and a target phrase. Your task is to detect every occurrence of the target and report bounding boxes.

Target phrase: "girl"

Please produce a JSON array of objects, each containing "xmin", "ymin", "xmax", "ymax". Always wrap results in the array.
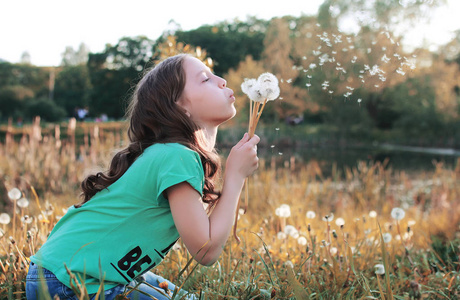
[{"xmin": 26, "ymin": 54, "xmax": 260, "ymax": 299}]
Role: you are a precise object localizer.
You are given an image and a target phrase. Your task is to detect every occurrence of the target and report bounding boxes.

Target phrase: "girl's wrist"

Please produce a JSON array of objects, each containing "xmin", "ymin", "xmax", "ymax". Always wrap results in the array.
[{"xmin": 223, "ymin": 169, "xmax": 246, "ymax": 188}]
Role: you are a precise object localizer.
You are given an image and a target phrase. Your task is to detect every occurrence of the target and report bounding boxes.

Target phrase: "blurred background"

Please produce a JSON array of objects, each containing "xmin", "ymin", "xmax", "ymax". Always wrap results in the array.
[{"xmin": 1, "ymin": 0, "xmax": 459, "ymax": 174}]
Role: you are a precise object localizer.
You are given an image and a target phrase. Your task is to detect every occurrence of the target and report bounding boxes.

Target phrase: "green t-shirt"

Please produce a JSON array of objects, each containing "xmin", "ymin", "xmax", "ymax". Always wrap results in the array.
[{"xmin": 31, "ymin": 143, "xmax": 204, "ymax": 294}]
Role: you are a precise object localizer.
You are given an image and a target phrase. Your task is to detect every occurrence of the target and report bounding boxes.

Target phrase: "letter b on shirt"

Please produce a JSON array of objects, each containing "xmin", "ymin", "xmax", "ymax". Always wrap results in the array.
[{"xmin": 118, "ymin": 246, "xmax": 152, "ymax": 279}]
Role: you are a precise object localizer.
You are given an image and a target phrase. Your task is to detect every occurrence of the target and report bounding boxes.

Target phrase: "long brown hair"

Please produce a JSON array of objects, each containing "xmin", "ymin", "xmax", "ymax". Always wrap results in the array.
[{"xmin": 78, "ymin": 54, "xmax": 221, "ymax": 207}]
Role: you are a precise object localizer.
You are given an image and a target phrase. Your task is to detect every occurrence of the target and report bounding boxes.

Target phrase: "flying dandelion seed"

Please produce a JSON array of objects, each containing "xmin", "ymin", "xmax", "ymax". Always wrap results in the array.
[
  {"xmin": 8, "ymin": 188, "xmax": 21, "ymax": 201},
  {"xmin": 383, "ymin": 233, "xmax": 392, "ymax": 243},
  {"xmin": 408, "ymin": 220, "xmax": 416, "ymax": 226},
  {"xmin": 306, "ymin": 210, "xmax": 316, "ymax": 219},
  {"xmin": 374, "ymin": 264, "xmax": 385, "ymax": 275},
  {"xmin": 0, "ymin": 213, "xmax": 11, "ymax": 225},
  {"xmin": 369, "ymin": 211, "xmax": 377, "ymax": 218},
  {"xmin": 391, "ymin": 207, "xmax": 405, "ymax": 221}
]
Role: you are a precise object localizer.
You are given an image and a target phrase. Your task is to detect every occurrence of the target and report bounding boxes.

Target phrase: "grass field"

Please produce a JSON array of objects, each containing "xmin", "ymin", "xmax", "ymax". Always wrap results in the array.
[{"xmin": 0, "ymin": 120, "xmax": 459, "ymax": 299}]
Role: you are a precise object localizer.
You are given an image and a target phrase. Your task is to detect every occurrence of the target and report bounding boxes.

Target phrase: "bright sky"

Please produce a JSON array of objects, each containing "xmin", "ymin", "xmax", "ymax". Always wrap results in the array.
[{"xmin": 1, "ymin": 0, "xmax": 459, "ymax": 66}]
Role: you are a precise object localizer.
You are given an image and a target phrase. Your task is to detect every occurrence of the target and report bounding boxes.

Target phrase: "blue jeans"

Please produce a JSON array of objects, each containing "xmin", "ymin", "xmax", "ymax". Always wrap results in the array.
[{"xmin": 26, "ymin": 262, "xmax": 196, "ymax": 299}]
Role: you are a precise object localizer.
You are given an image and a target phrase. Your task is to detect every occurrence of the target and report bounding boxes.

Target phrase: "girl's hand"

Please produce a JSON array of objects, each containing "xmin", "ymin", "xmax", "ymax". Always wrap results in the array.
[{"xmin": 226, "ymin": 133, "xmax": 260, "ymax": 179}]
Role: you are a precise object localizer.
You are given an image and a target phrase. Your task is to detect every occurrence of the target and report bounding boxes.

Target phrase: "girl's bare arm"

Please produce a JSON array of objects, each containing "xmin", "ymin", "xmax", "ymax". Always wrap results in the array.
[{"xmin": 167, "ymin": 134, "xmax": 259, "ymax": 265}]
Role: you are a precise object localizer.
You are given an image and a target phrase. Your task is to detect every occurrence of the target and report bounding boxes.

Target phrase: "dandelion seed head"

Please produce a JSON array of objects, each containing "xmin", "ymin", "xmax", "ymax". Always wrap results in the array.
[
  {"xmin": 297, "ymin": 236, "xmax": 307, "ymax": 246},
  {"xmin": 8, "ymin": 188, "xmax": 21, "ymax": 201},
  {"xmin": 284, "ymin": 225, "xmax": 299, "ymax": 238},
  {"xmin": 391, "ymin": 207, "xmax": 405, "ymax": 221},
  {"xmin": 383, "ymin": 233, "xmax": 392, "ymax": 243},
  {"xmin": 374, "ymin": 264, "xmax": 385, "ymax": 275},
  {"xmin": 0, "ymin": 213, "xmax": 11, "ymax": 225},
  {"xmin": 369, "ymin": 210, "xmax": 377, "ymax": 218},
  {"xmin": 17, "ymin": 197, "xmax": 29, "ymax": 208},
  {"xmin": 306, "ymin": 210, "xmax": 316, "ymax": 219},
  {"xmin": 330, "ymin": 247, "xmax": 338, "ymax": 255},
  {"xmin": 257, "ymin": 73, "xmax": 280, "ymax": 101},
  {"xmin": 275, "ymin": 204, "xmax": 291, "ymax": 218},
  {"xmin": 285, "ymin": 260, "xmax": 294, "ymax": 269},
  {"xmin": 335, "ymin": 218, "xmax": 345, "ymax": 226},
  {"xmin": 322, "ymin": 213, "xmax": 334, "ymax": 222},
  {"xmin": 277, "ymin": 231, "xmax": 287, "ymax": 240}
]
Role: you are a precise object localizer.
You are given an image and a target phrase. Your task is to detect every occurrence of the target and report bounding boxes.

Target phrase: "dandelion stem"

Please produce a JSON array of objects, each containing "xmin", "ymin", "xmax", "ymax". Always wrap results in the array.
[{"xmin": 254, "ymin": 98, "xmax": 268, "ymax": 128}]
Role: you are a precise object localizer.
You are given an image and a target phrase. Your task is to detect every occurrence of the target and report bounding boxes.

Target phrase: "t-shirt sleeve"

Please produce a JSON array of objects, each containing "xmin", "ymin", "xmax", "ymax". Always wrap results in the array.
[{"xmin": 156, "ymin": 145, "xmax": 205, "ymax": 202}]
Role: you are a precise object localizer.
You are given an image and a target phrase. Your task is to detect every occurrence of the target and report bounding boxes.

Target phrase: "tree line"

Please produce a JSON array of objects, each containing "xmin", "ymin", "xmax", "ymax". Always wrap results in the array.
[{"xmin": 0, "ymin": 0, "xmax": 459, "ymax": 144}]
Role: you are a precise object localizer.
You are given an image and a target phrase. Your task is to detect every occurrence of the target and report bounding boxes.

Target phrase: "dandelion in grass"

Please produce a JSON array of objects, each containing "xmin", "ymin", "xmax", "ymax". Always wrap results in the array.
[
  {"xmin": 322, "ymin": 213, "xmax": 334, "ymax": 222},
  {"xmin": 330, "ymin": 247, "xmax": 338, "ymax": 256},
  {"xmin": 8, "ymin": 188, "xmax": 21, "ymax": 201},
  {"xmin": 277, "ymin": 231, "xmax": 287, "ymax": 240},
  {"xmin": 306, "ymin": 210, "xmax": 316, "ymax": 219},
  {"xmin": 297, "ymin": 236, "xmax": 307, "ymax": 246},
  {"xmin": 335, "ymin": 217, "xmax": 345, "ymax": 226},
  {"xmin": 0, "ymin": 213, "xmax": 11, "ymax": 225},
  {"xmin": 391, "ymin": 207, "xmax": 405, "ymax": 220},
  {"xmin": 21, "ymin": 215, "xmax": 33, "ymax": 224},
  {"xmin": 374, "ymin": 264, "xmax": 385, "ymax": 275},
  {"xmin": 17, "ymin": 197, "xmax": 29, "ymax": 208},
  {"xmin": 383, "ymin": 233, "xmax": 392, "ymax": 243},
  {"xmin": 284, "ymin": 225, "xmax": 299, "ymax": 239},
  {"xmin": 284, "ymin": 261, "xmax": 294, "ymax": 269},
  {"xmin": 275, "ymin": 204, "xmax": 291, "ymax": 218}
]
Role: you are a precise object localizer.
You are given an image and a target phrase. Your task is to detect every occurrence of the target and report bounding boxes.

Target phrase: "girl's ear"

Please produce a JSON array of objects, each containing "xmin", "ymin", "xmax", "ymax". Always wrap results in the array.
[{"xmin": 176, "ymin": 96, "xmax": 191, "ymax": 117}]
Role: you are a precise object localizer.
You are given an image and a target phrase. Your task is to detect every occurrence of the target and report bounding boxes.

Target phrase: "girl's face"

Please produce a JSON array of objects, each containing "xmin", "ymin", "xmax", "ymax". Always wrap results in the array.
[{"xmin": 178, "ymin": 56, "xmax": 236, "ymax": 128}]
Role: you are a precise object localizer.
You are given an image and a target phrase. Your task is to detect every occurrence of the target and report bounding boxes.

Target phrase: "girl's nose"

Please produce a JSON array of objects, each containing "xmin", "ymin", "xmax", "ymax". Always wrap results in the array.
[{"xmin": 218, "ymin": 77, "xmax": 226, "ymax": 88}]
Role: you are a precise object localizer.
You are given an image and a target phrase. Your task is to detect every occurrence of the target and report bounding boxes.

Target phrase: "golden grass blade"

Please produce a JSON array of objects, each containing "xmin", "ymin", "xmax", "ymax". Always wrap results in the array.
[
  {"xmin": 286, "ymin": 264, "xmax": 310, "ymax": 299},
  {"xmin": 378, "ymin": 221, "xmax": 394, "ymax": 300}
]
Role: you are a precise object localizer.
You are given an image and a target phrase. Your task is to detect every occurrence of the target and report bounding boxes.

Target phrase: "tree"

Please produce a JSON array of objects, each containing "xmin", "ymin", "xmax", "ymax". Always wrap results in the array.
[
  {"xmin": 54, "ymin": 65, "xmax": 92, "ymax": 117},
  {"xmin": 24, "ymin": 97, "xmax": 66, "ymax": 122},
  {"xmin": 175, "ymin": 17, "xmax": 267, "ymax": 76},
  {"xmin": 61, "ymin": 43, "xmax": 90, "ymax": 66},
  {"xmin": 0, "ymin": 85, "xmax": 34, "ymax": 120},
  {"xmin": 87, "ymin": 36, "xmax": 155, "ymax": 118}
]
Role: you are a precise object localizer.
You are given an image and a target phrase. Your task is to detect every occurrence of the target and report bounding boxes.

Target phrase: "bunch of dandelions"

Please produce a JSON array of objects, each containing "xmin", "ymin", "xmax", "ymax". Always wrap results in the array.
[
  {"xmin": 233, "ymin": 73, "xmax": 280, "ymax": 243},
  {"xmin": 241, "ymin": 73, "xmax": 280, "ymax": 137}
]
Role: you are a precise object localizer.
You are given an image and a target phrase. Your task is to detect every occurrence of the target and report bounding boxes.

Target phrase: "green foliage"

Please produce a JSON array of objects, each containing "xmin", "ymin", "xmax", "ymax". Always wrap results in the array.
[
  {"xmin": 54, "ymin": 65, "xmax": 92, "ymax": 117},
  {"xmin": 175, "ymin": 17, "xmax": 267, "ymax": 76},
  {"xmin": 0, "ymin": 62, "xmax": 50, "ymax": 98},
  {"xmin": 87, "ymin": 36, "xmax": 154, "ymax": 119},
  {"xmin": 0, "ymin": 85, "xmax": 34, "ymax": 120},
  {"xmin": 24, "ymin": 97, "xmax": 66, "ymax": 122}
]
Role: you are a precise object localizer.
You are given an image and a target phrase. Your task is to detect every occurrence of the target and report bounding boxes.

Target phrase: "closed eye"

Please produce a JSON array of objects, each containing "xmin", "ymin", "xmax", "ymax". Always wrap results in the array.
[{"xmin": 203, "ymin": 77, "xmax": 210, "ymax": 83}]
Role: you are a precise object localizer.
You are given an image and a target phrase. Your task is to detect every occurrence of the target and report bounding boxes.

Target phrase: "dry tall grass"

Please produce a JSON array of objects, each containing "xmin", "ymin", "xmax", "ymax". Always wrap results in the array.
[{"xmin": 0, "ymin": 119, "xmax": 459, "ymax": 299}]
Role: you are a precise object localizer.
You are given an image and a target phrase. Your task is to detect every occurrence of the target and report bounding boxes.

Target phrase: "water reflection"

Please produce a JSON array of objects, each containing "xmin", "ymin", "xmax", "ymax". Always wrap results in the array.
[{"xmin": 257, "ymin": 145, "xmax": 459, "ymax": 177}]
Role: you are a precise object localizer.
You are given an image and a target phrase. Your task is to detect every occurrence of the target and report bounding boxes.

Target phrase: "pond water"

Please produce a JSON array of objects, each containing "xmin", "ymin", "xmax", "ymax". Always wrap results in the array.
[{"xmin": 258, "ymin": 143, "xmax": 460, "ymax": 177}]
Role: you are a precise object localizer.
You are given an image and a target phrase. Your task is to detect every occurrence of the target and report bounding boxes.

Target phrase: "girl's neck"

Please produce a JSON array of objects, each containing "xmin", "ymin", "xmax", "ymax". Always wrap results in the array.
[{"xmin": 200, "ymin": 126, "xmax": 218, "ymax": 151}]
